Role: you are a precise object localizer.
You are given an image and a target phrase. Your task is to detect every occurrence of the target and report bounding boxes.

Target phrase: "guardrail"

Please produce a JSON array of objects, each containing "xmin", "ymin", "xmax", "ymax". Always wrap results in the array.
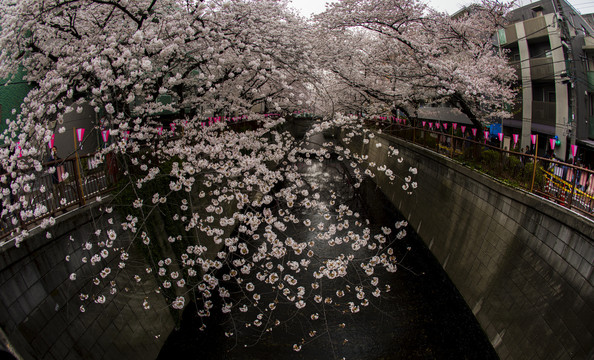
[{"xmin": 364, "ymin": 118, "xmax": 594, "ymax": 220}]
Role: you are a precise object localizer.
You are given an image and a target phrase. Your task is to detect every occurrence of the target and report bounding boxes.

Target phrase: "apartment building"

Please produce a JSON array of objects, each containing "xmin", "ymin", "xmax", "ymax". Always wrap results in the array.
[{"xmin": 498, "ymin": 0, "xmax": 594, "ymax": 164}]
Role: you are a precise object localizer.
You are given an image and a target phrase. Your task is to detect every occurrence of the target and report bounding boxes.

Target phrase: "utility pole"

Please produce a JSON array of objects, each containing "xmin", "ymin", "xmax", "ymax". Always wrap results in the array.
[{"xmin": 553, "ymin": 0, "xmax": 577, "ymax": 161}]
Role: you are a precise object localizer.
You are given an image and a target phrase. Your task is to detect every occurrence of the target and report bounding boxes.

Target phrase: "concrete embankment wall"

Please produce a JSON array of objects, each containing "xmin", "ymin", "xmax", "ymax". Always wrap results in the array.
[
  {"xmin": 339, "ymin": 130, "xmax": 594, "ymax": 360},
  {"xmin": 0, "ymin": 203, "xmax": 175, "ymax": 360}
]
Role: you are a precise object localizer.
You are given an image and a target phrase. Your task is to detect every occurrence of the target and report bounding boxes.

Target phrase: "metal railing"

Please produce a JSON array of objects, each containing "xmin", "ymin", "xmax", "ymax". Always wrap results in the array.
[
  {"xmin": 0, "ymin": 116, "xmax": 269, "ymax": 241},
  {"xmin": 363, "ymin": 118, "xmax": 594, "ymax": 220},
  {"xmin": 0, "ymin": 152, "xmax": 120, "ymax": 240}
]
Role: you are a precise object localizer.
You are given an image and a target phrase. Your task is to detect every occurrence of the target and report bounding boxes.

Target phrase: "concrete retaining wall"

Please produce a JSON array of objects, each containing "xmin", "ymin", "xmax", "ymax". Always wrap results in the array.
[
  {"xmin": 339, "ymin": 130, "xmax": 594, "ymax": 360},
  {"xmin": 0, "ymin": 203, "xmax": 175, "ymax": 360}
]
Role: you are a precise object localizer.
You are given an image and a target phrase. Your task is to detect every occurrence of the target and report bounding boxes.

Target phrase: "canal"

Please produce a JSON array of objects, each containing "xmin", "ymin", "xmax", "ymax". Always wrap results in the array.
[{"xmin": 157, "ymin": 119, "xmax": 498, "ymax": 359}]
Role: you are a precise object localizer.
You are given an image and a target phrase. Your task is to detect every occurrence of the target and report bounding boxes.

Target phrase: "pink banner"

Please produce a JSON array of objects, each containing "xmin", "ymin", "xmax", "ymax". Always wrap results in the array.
[
  {"xmin": 461, "ymin": 125, "xmax": 466, "ymax": 134},
  {"xmin": 124, "ymin": 131, "xmax": 130, "ymax": 140},
  {"xmin": 443, "ymin": 123, "xmax": 448, "ymax": 130},
  {"xmin": 76, "ymin": 128, "xmax": 85, "ymax": 143},
  {"xmin": 571, "ymin": 144, "xmax": 578, "ymax": 158},
  {"xmin": 101, "ymin": 130, "xmax": 109, "ymax": 143},
  {"xmin": 531, "ymin": 134, "xmax": 537, "ymax": 144},
  {"xmin": 17, "ymin": 142, "xmax": 22, "ymax": 157},
  {"xmin": 48, "ymin": 134, "xmax": 55, "ymax": 149},
  {"xmin": 498, "ymin": 133, "xmax": 503, "ymax": 142},
  {"xmin": 429, "ymin": 122, "xmax": 433, "ymax": 129},
  {"xmin": 158, "ymin": 127, "xmax": 163, "ymax": 136},
  {"xmin": 549, "ymin": 138, "xmax": 555, "ymax": 150},
  {"xmin": 452, "ymin": 123, "xmax": 457, "ymax": 131},
  {"xmin": 513, "ymin": 134, "xmax": 519, "ymax": 145},
  {"xmin": 435, "ymin": 123, "xmax": 440, "ymax": 129},
  {"xmin": 422, "ymin": 121, "xmax": 426, "ymax": 128},
  {"xmin": 484, "ymin": 130, "xmax": 489, "ymax": 142},
  {"xmin": 170, "ymin": 123, "xmax": 176, "ymax": 132},
  {"xmin": 471, "ymin": 128, "xmax": 477, "ymax": 137}
]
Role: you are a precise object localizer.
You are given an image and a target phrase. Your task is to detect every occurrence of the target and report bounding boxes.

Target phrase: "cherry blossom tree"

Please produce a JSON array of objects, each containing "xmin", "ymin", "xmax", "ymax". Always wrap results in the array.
[
  {"xmin": 0, "ymin": 0, "xmax": 420, "ymax": 355},
  {"xmin": 0, "ymin": 0, "xmax": 315, "ymax": 156},
  {"xmin": 0, "ymin": 0, "xmax": 517, "ymax": 355},
  {"xmin": 313, "ymin": 0, "xmax": 516, "ymax": 127},
  {"xmin": 0, "ymin": 0, "xmax": 318, "ymax": 235}
]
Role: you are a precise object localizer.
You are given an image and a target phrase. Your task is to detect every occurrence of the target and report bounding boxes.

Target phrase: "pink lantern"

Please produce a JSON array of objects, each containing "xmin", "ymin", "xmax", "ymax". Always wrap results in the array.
[
  {"xmin": 513, "ymin": 134, "xmax": 519, "ymax": 146},
  {"xmin": 443, "ymin": 123, "xmax": 448, "ymax": 130},
  {"xmin": 76, "ymin": 128, "xmax": 85, "ymax": 143},
  {"xmin": 531, "ymin": 134, "xmax": 537, "ymax": 145},
  {"xmin": 571, "ymin": 144, "xmax": 578, "ymax": 158},
  {"xmin": 452, "ymin": 123, "xmax": 457, "ymax": 131},
  {"xmin": 48, "ymin": 134, "xmax": 55, "ymax": 149},
  {"xmin": 471, "ymin": 128, "xmax": 477, "ymax": 137},
  {"xmin": 498, "ymin": 133, "xmax": 503, "ymax": 142},
  {"xmin": 158, "ymin": 127, "xmax": 163, "ymax": 136},
  {"xmin": 101, "ymin": 130, "xmax": 109, "ymax": 143},
  {"xmin": 549, "ymin": 138, "xmax": 555, "ymax": 150}
]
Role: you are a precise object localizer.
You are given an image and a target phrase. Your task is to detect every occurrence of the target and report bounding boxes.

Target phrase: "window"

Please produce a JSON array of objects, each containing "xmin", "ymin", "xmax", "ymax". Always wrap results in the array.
[
  {"xmin": 586, "ymin": 53, "xmax": 594, "ymax": 72},
  {"xmin": 497, "ymin": 29, "xmax": 507, "ymax": 45},
  {"xmin": 528, "ymin": 39, "xmax": 552, "ymax": 58},
  {"xmin": 532, "ymin": 84, "xmax": 555, "ymax": 102}
]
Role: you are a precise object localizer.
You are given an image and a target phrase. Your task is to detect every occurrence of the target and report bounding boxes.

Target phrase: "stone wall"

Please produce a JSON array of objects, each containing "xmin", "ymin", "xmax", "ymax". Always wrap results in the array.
[
  {"xmin": 0, "ymin": 203, "xmax": 176, "ymax": 360},
  {"xmin": 339, "ymin": 129, "xmax": 594, "ymax": 360}
]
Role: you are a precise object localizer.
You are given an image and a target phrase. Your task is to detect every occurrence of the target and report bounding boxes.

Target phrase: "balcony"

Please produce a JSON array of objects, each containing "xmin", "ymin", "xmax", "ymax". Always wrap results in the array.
[
  {"xmin": 524, "ymin": 17, "xmax": 549, "ymax": 40},
  {"xmin": 532, "ymin": 101, "xmax": 556, "ymax": 126},
  {"xmin": 530, "ymin": 57, "xmax": 554, "ymax": 81}
]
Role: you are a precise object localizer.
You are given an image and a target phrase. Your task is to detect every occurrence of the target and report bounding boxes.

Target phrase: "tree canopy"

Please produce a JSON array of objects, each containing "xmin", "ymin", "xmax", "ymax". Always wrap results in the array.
[{"xmin": 0, "ymin": 0, "xmax": 515, "ymax": 354}]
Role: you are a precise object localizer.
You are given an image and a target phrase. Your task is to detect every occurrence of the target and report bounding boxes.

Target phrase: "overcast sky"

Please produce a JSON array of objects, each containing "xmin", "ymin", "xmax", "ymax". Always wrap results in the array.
[{"xmin": 289, "ymin": 0, "xmax": 594, "ymax": 17}]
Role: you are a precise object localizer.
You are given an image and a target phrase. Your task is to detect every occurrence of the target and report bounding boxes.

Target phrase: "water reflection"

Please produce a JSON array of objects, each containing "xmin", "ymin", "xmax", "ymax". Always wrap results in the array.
[{"xmin": 158, "ymin": 120, "xmax": 497, "ymax": 359}]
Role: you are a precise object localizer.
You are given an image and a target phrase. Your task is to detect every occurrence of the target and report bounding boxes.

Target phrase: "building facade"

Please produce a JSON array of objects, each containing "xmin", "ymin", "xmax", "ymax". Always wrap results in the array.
[{"xmin": 499, "ymin": 0, "xmax": 594, "ymax": 164}]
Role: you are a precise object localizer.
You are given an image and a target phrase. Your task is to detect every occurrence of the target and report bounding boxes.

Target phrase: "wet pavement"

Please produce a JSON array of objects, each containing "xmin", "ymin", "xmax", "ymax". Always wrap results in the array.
[{"xmin": 158, "ymin": 120, "xmax": 498, "ymax": 359}]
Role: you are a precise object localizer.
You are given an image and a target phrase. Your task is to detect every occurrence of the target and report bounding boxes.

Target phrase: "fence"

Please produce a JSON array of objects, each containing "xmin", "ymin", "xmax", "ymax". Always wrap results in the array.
[
  {"xmin": 363, "ymin": 118, "xmax": 594, "ymax": 220},
  {"xmin": 0, "ymin": 116, "xmax": 269, "ymax": 242},
  {"xmin": 0, "ymin": 152, "xmax": 119, "ymax": 241}
]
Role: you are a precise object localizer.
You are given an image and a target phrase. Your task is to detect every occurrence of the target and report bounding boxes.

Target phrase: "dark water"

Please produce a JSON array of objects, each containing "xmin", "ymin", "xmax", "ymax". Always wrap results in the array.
[{"xmin": 157, "ymin": 120, "xmax": 498, "ymax": 359}]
